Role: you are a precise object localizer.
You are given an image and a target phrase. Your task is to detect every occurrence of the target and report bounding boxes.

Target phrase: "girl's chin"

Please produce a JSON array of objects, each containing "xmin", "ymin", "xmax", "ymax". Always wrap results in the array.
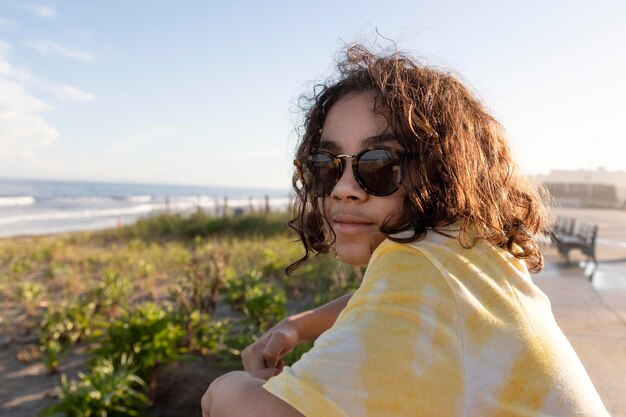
[{"xmin": 335, "ymin": 244, "xmax": 374, "ymax": 266}]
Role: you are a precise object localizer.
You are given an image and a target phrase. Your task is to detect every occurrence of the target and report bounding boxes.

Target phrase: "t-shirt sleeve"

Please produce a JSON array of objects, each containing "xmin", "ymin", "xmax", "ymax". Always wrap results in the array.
[{"xmin": 263, "ymin": 240, "xmax": 466, "ymax": 417}]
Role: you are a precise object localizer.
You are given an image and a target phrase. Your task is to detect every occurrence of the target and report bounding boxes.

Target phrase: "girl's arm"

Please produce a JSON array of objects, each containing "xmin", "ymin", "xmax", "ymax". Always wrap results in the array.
[
  {"xmin": 202, "ymin": 371, "xmax": 304, "ymax": 417},
  {"xmin": 242, "ymin": 292, "xmax": 353, "ymax": 371},
  {"xmin": 203, "ymin": 294, "xmax": 354, "ymax": 417}
]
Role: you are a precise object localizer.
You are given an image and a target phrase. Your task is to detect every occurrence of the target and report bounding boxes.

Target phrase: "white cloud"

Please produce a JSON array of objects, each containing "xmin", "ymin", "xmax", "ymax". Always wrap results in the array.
[
  {"xmin": 0, "ymin": 17, "xmax": 17, "ymax": 30},
  {"xmin": 108, "ymin": 127, "xmax": 177, "ymax": 154},
  {"xmin": 24, "ymin": 4, "xmax": 57, "ymax": 18},
  {"xmin": 0, "ymin": 39, "xmax": 10, "ymax": 56},
  {"xmin": 0, "ymin": 77, "xmax": 49, "ymax": 112},
  {"xmin": 1, "ymin": 40, "xmax": 96, "ymax": 172},
  {"xmin": 24, "ymin": 39, "xmax": 94, "ymax": 63},
  {"xmin": 0, "ymin": 78, "xmax": 59, "ymax": 159},
  {"xmin": 0, "ymin": 40, "xmax": 96, "ymax": 103},
  {"xmin": 50, "ymin": 84, "xmax": 96, "ymax": 102},
  {"xmin": 0, "ymin": 107, "xmax": 58, "ymax": 158},
  {"xmin": 0, "ymin": 43, "xmax": 32, "ymax": 83}
]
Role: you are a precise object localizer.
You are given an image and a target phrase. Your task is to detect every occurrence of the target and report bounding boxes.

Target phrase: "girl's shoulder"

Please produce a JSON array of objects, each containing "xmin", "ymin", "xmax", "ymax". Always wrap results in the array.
[
  {"xmin": 378, "ymin": 226, "xmax": 529, "ymax": 276},
  {"xmin": 368, "ymin": 229, "xmax": 536, "ymax": 305}
]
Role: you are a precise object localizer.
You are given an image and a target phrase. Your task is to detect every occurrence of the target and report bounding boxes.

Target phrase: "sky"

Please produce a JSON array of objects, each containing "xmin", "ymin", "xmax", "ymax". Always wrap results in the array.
[{"xmin": 0, "ymin": 1, "xmax": 625, "ymax": 189}]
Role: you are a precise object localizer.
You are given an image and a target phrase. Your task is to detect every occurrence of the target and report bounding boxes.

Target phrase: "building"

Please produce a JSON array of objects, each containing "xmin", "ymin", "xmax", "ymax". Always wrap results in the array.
[{"xmin": 539, "ymin": 168, "xmax": 626, "ymax": 208}]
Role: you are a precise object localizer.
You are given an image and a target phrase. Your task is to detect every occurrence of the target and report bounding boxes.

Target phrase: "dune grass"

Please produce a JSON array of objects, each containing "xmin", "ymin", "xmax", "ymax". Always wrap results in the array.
[{"xmin": 0, "ymin": 211, "xmax": 361, "ymax": 416}]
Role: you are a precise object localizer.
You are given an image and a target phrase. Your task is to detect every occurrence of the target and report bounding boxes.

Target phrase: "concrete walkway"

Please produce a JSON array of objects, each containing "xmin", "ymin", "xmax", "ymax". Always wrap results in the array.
[{"xmin": 533, "ymin": 250, "xmax": 626, "ymax": 416}]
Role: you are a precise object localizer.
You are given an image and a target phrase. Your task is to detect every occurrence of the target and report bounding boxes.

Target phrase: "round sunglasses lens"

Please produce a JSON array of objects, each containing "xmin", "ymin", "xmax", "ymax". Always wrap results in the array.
[
  {"xmin": 357, "ymin": 149, "xmax": 402, "ymax": 195},
  {"xmin": 308, "ymin": 153, "xmax": 342, "ymax": 195}
]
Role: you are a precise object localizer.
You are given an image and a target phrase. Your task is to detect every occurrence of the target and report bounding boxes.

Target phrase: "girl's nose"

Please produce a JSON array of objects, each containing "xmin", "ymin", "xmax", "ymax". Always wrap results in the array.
[{"xmin": 330, "ymin": 157, "xmax": 367, "ymax": 201}]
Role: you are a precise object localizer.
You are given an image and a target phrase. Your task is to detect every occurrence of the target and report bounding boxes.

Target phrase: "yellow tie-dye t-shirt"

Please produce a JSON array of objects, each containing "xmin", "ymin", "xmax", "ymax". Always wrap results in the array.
[{"xmin": 263, "ymin": 232, "xmax": 609, "ymax": 417}]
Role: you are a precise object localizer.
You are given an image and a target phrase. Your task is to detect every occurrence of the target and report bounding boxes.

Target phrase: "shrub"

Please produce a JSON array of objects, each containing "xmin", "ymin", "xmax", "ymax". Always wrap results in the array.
[
  {"xmin": 241, "ymin": 282, "xmax": 286, "ymax": 332},
  {"xmin": 42, "ymin": 354, "xmax": 149, "ymax": 417},
  {"xmin": 39, "ymin": 298, "xmax": 100, "ymax": 372},
  {"xmin": 86, "ymin": 270, "xmax": 134, "ymax": 317},
  {"xmin": 224, "ymin": 270, "xmax": 262, "ymax": 310},
  {"xmin": 218, "ymin": 324, "xmax": 258, "ymax": 370},
  {"xmin": 15, "ymin": 281, "xmax": 44, "ymax": 315},
  {"xmin": 181, "ymin": 310, "xmax": 229, "ymax": 356},
  {"xmin": 41, "ymin": 339, "xmax": 64, "ymax": 373},
  {"xmin": 93, "ymin": 303, "xmax": 184, "ymax": 378},
  {"xmin": 0, "ymin": 214, "xmax": 360, "ymax": 414},
  {"xmin": 8, "ymin": 257, "xmax": 32, "ymax": 275},
  {"xmin": 116, "ymin": 212, "xmax": 291, "ymax": 241},
  {"xmin": 282, "ymin": 341, "xmax": 314, "ymax": 366},
  {"xmin": 225, "ymin": 268, "xmax": 287, "ymax": 331},
  {"xmin": 260, "ymin": 248, "xmax": 286, "ymax": 276},
  {"xmin": 295, "ymin": 259, "xmax": 362, "ymax": 308},
  {"xmin": 170, "ymin": 246, "xmax": 226, "ymax": 315}
]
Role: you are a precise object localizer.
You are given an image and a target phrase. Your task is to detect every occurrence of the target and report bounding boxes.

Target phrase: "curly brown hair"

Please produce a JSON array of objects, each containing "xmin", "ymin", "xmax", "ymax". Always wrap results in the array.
[{"xmin": 287, "ymin": 44, "xmax": 549, "ymax": 274}]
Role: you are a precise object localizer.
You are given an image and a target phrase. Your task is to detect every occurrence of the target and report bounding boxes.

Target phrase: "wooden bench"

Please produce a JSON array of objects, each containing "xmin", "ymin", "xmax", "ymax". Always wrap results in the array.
[{"xmin": 550, "ymin": 217, "xmax": 598, "ymax": 278}]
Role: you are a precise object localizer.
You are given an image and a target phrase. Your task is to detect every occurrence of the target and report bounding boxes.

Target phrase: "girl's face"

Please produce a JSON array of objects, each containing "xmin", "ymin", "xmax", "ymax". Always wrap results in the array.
[{"xmin": 319, "ymin": 91, "xmax": 406, "ymax": 266}]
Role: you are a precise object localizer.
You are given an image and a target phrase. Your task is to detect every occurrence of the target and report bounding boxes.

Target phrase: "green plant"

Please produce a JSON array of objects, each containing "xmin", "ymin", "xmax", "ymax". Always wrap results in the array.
[
  {"xmin": 41, "ymin": 339, "xmax": 64, "ymax": 372},
  {"xmin": 9, "ymin": 257, "xmax": 32, "ymax": 275},
  {"xmin": 41, "ymin": 354, "xmax": 149, "ymax": 417},
  {"xmin": 241, "ymin": 282, "xmax": 286, "ymax": 332},
  {"xmin": 15, "ymin": 281, "xmax": 44, "ymax": 315},
  {"xmin": 224, "ymin": 269, "xmax": 262, "ymax": 310},
  {"xmin": 224, "ymin": 269, "xmax": 286, "ymax": 331},
  {"xmin": 32, "ymin": 243, "xmax": 54, "ymax": 263},
  {"xmin": 0, "ymin": 213, "xmax": 362, "ymax": 415},
  {"xmin": 282, "ymin": 341, "xmax": 314, "ymax": 366},
  {"xmin": 260, "ymin": 248, "xmax": 286, "ymax": 276},
  {"xmin": 115, "ymin": 212, "xmax": 291, "ymax": 241},
  {"xmin": 218, "ymin": 323, "xmax": 258, "ymax": 370},
  {"xmin": 293, "ymin": 259, "xmax": 362, "ymax": 308},
  {"xmin": 170, "ymin": 246, "xmax": 226, "ymax": 314},
  {"xmin": 311, "ymin": 270, "xmax": 361, "ymax": 307},
  {"xmin": 40, "ymin": 300, "xmax": 98, "ymax": 344},
  {"xmin": 39, "ymin": 298, "xmax": 100, "ymax": 372},
  {"xmin": 86, "ymin": 270, "xmax": 134, "ymax": 317},
  {"xmin": 182, "ymin": 310, "xmax": 230, "ymax": 356},
  {"xmin": 93, "ymin": 303, "xmax": 184, "ymax": 378}
]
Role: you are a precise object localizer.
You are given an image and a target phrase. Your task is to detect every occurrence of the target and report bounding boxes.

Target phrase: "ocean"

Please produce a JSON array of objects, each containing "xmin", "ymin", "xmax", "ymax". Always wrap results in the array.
[{"xmin": 0, "ymin": 179, "xmax": 291, "ymax": 238}]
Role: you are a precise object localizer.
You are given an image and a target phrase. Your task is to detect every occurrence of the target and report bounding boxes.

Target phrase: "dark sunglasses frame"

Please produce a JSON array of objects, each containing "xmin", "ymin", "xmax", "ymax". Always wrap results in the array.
[{"xmin": 294, "ymin": 146, "xmax": 406, "ymax": 197}]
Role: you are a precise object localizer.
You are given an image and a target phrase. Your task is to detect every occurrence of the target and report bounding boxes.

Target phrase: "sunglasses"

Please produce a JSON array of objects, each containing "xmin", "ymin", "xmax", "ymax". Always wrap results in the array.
[{"xmin": 295, "ymin": 146, "xmax": 405, "ymax": 196}]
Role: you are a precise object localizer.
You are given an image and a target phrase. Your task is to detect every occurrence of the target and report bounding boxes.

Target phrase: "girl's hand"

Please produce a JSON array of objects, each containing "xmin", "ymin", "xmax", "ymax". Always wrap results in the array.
[
  {"xmin": 242, "ymin": 320, "xmax": 300, "ymax": 372},
  {"xmin": 241, "ymin": 293, "xmax": 354, "ymax": 373}
]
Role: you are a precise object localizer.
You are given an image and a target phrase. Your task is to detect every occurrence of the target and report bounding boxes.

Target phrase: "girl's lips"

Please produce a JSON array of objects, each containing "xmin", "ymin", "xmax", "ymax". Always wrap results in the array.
[
  {"xmin": 332, "ymin": 215, "xmax": 374, "ymax": 234},
  {"xmin": 334, "ymin": 221, "xmax": 373, "ymax": 234}
]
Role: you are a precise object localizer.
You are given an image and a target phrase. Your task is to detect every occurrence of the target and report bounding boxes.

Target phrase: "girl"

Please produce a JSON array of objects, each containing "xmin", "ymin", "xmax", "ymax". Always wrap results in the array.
[{"xmin": 202, "ymin": 44, "xmax": 609, "ymax": 417}]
